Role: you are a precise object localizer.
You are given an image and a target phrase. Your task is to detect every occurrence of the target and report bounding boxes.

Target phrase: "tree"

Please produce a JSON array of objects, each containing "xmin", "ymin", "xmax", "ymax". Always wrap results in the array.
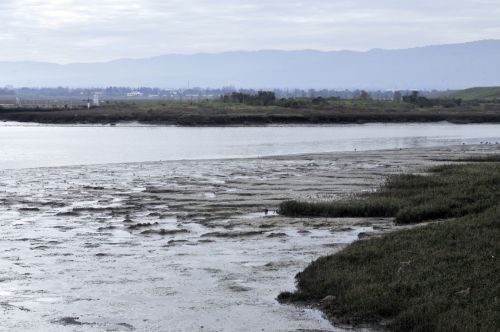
[
  {"xmin": 402, "ymin": 91, "xmax": 432, "ymax": 107},
  {"xmin": 358, "ymin": 90, "xmax": 372, "ymax": 101}
]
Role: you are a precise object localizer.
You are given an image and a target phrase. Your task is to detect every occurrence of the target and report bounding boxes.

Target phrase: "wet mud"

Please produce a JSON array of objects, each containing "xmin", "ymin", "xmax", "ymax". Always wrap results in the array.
[{"xmin": 0, "ymin": 144, "xmax": 498, "ymax": 331}]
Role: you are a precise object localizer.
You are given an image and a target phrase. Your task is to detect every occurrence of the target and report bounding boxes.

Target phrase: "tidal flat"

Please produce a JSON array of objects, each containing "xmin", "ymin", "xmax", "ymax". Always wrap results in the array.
[{"xmin": 0, "ymin": 144, "xmax": 498, "ymax": 331}]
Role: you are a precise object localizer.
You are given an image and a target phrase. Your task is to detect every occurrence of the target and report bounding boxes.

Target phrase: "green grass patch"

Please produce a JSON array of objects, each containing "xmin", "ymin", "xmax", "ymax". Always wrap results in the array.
[
  {"xmin": 279, "ymin": 161, "xmax": 500, "ymax": 331},
  {"xmin": 280, "ymin": 161, "xmax": 500, "ymax": 224},
  {"xmin": 443, "ymin": 86, "xmax": 500, "ymax": 101}
]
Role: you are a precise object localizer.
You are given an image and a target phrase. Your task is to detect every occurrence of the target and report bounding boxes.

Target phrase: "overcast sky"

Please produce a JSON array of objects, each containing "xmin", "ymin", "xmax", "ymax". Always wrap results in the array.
[{"xmin": 1, "ymin": 0, "xmax": 499, "ymax": 63}]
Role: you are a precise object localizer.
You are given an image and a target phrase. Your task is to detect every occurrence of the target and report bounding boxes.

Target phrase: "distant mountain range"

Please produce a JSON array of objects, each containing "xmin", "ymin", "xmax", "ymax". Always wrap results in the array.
[{"xmin": 1, "ymin": 40, "xmax": 500, "ymax": 90}]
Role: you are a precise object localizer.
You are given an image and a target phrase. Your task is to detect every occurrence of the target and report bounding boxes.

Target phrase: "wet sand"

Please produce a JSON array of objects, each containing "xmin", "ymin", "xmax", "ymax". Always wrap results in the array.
[{"xmin": 0, "ymin": 144, "xmax": 498, "ymax": 331}]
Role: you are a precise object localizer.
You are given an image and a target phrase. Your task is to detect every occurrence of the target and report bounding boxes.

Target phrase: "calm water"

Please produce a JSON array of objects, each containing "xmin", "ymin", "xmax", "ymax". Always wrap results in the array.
[{"xmin": 1, "ymin": 122, "xmax": 500, "ymax": 169}]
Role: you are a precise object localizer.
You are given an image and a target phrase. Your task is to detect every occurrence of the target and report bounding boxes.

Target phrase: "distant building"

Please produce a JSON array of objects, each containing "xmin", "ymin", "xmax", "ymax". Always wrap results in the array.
[
  {"xmin": 93, "ymin": 93, "xmax": 101, "ymax": 106},
  {"xmin": 0, "ymin": 103, "xmax": 16, "ymax": 108},
  {"xmin": 126, "ymin": 91, "xmax": 144, "ymax": 97}
]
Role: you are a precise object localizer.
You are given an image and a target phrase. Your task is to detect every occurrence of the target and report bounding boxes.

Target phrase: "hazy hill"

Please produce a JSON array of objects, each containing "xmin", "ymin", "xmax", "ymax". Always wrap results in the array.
[
  {"xmin": 1, "ymin": 40, "xmax": 500, "ymax": 90},
  {"xmin": 443, "ymin": 86, "xmax": 500, "ymax": 100}
]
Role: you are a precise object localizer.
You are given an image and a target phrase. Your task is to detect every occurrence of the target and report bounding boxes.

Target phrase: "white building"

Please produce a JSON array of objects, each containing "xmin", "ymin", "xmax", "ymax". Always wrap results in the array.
[
  {"xmin": 93, "ymin": 93, "xmax": 101, "ymax": 106},
  {"xmin": 126, "ymin": 91, "xmax": 144, "ymax": 97}
]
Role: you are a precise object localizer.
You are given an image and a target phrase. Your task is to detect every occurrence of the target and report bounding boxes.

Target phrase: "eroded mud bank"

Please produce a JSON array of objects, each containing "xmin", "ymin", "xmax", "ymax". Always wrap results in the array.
[{"xmin": 0, "ymin": 145, "xmax": 498, "ymax": 331}]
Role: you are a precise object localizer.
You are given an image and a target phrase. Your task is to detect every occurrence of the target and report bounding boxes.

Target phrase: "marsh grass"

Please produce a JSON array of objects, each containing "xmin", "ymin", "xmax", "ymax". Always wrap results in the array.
[
  {"xmin": 279, "ymin": 160, "xmax": 500, "ymax": 331},
  {"xmin": 437, "ymin": 154, "xmax": 500, "ymax": 163},
  {"xmin": 280, "ymin": 206, "xmax": 500, "ymax": 332},
  {"xmin": 280, "ymin": 160, "xmax": 500, "ymax": 224}
]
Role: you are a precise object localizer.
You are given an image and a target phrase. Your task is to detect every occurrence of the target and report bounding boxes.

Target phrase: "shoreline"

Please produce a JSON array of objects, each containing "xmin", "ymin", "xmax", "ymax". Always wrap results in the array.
[
  {"xmin": 3, "ymin": 119, "xmax": 500, "ymax": 127},
  {"xmin": 1, "ymin": 143, "xmax": 499, "ymax": 172}
]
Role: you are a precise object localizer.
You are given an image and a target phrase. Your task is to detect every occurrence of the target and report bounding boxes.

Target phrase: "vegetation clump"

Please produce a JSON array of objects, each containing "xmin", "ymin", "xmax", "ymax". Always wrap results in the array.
[
  {"xmin": 403, "ymin": 91, "xmax": 462, "ymax": 108},
  {"xmin": 279, "ymin": 158, "xmax": 500, "ymax": 332},
  {"xmin": 221, "ymin": 91, "xmax": 277, "ymax": 106}
]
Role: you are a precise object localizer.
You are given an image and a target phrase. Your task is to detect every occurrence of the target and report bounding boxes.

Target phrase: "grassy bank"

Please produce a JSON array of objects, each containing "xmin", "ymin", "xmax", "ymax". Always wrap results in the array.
[
  {"xmin": 280, "ymin": 161, "xmax": 500, "ymax": 224},
  {"xmin": 279, "ymin": 158, "xmax": 500, "ymax": 331},
  {"xmin": 2, "ymin": 100, "xmax": 500, "ymax": 125}
]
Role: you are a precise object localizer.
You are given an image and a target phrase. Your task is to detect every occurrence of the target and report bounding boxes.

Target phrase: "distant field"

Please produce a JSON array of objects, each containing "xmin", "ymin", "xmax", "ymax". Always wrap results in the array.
[{"xmin": 443, "ymin": 86, "xmax": 500, "ymax": 100}]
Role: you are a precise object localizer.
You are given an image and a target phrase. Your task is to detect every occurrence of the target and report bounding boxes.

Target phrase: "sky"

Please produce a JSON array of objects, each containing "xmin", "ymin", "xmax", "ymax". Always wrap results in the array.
[{"xmin": 1, "ymin": 0, "xmax": 499, "ymax": 63}]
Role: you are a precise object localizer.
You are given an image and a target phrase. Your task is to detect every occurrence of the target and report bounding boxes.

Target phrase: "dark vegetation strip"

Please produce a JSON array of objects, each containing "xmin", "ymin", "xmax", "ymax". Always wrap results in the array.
[
  {"xmin": 2, "ymin": 102, "xmax": 500, "ymax": 125},
  {"xmin": 279, "ymin": 157, "xmax": 500, "ymax": 332},
  {"xmin": 435, "ymin": 154, "xmax": 500, "ymax": 162}
]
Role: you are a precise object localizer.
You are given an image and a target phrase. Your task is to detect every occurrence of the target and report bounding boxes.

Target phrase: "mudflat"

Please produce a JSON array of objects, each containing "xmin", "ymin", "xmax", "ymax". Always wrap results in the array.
[{"xmin": 0, "ymin": 144, "xmax": 498, "ymax": 331}]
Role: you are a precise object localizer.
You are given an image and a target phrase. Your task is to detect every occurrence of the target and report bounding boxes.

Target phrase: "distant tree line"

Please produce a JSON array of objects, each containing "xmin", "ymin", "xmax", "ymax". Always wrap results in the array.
[
  {"xmin": 219, "ymin": 90, "xmax": 468, "ymax": 109},
  {"xmin": 221, "ymin": 91, "xmax": 384, "ymax": 108},
  {"xmin": 0, "ymin": 86, "xmax": 489, "ymax": 108},
  {"xmin": 1, "ymin": 86, "xmax": 438, "ymax": 101}
]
